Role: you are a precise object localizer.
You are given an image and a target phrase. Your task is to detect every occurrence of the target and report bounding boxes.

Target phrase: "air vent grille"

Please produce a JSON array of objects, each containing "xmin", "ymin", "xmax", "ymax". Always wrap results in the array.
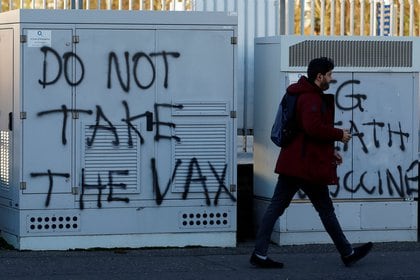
[
  {"xmin": 0, "ymin": 131, "xmax": 10, "ymax": 189},
  {"xmin": 289, "ymin": 40, "xmax": 412, "ymax": 68},
  {"xmin": 172, "ymin": 102, "xmax": 229, "ymax": 116},
  {"xmin": 179, "ymin": 210, "xmax": 231, "ymax": 229},
  {"xmin": 83, "ymin": 124, "xmax": 140, "ymax": 194},
  {"xmin": 174, "ymin": 123, "xmax": 228, "ymax": 192},
  {"xmin": 27, "ymin": 214, "xmax": 80, "ymax": 233}
]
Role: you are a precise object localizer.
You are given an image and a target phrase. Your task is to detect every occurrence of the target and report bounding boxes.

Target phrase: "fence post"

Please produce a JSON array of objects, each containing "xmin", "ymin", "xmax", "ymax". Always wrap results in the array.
[
  {"xmin": 340, "ymin": 0, "xmax": 345, "ymax": 35},
  {"xmin": 360, "ymin": 0, "xmax": 365, "ymax": 35},
  {"xmin": 409, "ymin": 0, "xmax": 414, "ymax": 35},
  {"xmin": 350, "ymin": 0, "xmax": 355, "ymax": 35},
  {"xmin": 274, "ymin": 0, "xmax": 280, "ymax": 35},
  {"xmin": 321, "ymin": 0, "xmax": 325, "ymax": 35},
  {"xmin": 331, "ymin": 0, "xmax": 336, "ymax": 35}
]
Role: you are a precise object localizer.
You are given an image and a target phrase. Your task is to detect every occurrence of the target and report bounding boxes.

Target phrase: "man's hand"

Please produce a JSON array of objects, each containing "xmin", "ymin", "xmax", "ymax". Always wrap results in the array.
[
  {"xmin": 341, "ymin": 129, "xmax": 352, "ymax": 144},
  {"xmin": 334, "ymin": 150, "xmax": 343, "ymax": 165}
]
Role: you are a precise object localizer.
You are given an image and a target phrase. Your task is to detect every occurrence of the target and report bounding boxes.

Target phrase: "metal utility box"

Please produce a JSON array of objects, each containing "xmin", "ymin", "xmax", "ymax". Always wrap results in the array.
[
  {"xmin": 0, "ymin": 9, "xmax": 237, "ymax": 250},
  {"xmin": 254, "ymin": 36, "xmax": 419, "ymax": 245}
]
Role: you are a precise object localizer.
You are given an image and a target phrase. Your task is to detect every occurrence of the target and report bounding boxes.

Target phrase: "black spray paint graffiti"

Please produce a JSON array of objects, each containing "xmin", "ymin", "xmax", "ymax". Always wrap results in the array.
[
  {"xmin": 297, "ymin": 160, "xmax": 419, "ymax": 199},
  {"xmin": 181, "ymin": 157, "xmax": 211, "ymax": 205},
  {"xmin": 37, "ymin": 105, "xmax": 93, "ymax": 145},
  {"xmin": 107, "ymin": 51, "xmax": 180, "ymax": 92},
  {"xmin": 30, "ymin": 170, "xmax": 70, "ymax": 207},
  {"xmin": 79, "ymin": 169, "xmax": 130, "ymax": 210},
  {"xmin": 334, "ymin": 79, "xmax": 411, "ymax": 153},
  {"xmin": 31, "ymin": 46, "xmax": 235, "ymax": 209},
  {"xmin": 314, "ymin": 78, "xmax": 418, "ymax": 198},
  {"xmin": 87, "ymin": 105, "xmax": 120, "ymax": 146},
  {"xmin": 334, "ymin": 79, "xmax": 367, "ymax": 112},
  {"xmin": 31, "ymin": 157, "xmax": 236, "ymax": 209},
  {"xmin": 121, "ymin": 100, "xmax": 152, "ymax": 146},
  {"xmin": 38, "ymin": 47, "xmax": 180, "ymax": 91},
  {"xmin": 339, "ymin": 160, "xmax": 418, "ymax": 197},
  {"xmin": 152, "ymin": 158, "xmax": 182, "ymax": 205},
  {"xmin": 38, "ymin": 46, "xmax": 85, "ymax": 88},
  {"xmin": 37, "ymin": 101, "xmax": 182, "ymax": 146},
  {"xmin": 154, "ymin": 103, "xmax": 183, "ymax": 142},
  {"xmin": 334, "ymin": 120, "xmax": 410, "ymax": 154},
  {"xmin": 151, "ymin": 157, "xmax": 236, "ymax": 206}
]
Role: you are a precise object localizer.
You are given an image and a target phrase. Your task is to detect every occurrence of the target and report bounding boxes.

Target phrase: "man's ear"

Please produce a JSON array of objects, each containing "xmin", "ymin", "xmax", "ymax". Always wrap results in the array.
[{"xmin": 315, "ymin": 73, "xmax": 323, "ymax": 81}]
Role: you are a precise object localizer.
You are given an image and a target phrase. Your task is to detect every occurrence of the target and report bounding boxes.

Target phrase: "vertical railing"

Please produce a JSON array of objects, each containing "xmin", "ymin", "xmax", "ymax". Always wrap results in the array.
[
  {"xmin": 0, "ymin": 0, "xmax": 195, "ymax": 11},
  {"xmin": 360, "ymin": 0, "xmax": 364, "ymax": 35},
  {"xmin": 310, "ymin": 0, "xmax": 315, "ymax": 34},
  {"xmin": 340, "ymin": 0, "xmax": 345, "ymax": 35},
  {"xmin": 350, "ymin": 0, "xmax": 354, "ymax": 35},
  {"xmin": 291, "ymin": 0, "xmax": 420, "ymax": 36}
]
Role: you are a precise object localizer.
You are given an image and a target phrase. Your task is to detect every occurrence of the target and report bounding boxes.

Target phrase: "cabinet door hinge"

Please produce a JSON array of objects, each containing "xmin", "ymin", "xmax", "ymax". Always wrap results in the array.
[
  {"xmin": 230, "ymin": 184, "xmax": 237, "ymax": 193},
  {"xmin": 231, "ymin": 36, "xmax": 238, "ymax": 45},
  {"xmin": 20, "ymin": 35, "xmax": 27, "ymax": 43},
  {"xmin": 20, "ymin": 182, "xmax": 27, "ymax": 190},
  {"xmin": 20, "ymin": 112, "xmax": 27, "ymax": 119},
  {"xmin": 72, "ymin": 187, "xmax": 79, "ymax": 195},
  {"xmin": 72, "ymin": 111, "xmax": 79, "ymax": 119},
  {"xmin": 230, "ymin": 111, "xmax": 237, "ymax": 118},
  {"xmin": 72, "ymin": 35, "xmax": 80, "ymax": 44}
]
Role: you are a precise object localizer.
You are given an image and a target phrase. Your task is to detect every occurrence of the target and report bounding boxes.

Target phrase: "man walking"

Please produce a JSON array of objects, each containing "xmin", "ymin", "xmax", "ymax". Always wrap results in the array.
[{"xmin": 250, "ymin": 57, "xmax": 372, "ymax": 268}]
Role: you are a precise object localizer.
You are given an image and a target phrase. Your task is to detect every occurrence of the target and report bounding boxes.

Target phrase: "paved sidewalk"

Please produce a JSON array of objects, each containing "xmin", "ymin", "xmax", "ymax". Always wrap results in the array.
[{"xmin": 0, "ymin": 241, "xmax": 419, "ymax": 280}]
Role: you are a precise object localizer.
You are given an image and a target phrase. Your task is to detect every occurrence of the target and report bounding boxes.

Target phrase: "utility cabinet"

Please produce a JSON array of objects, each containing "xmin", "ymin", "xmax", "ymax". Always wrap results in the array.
[
  {"xmin": 254, "ymin": 36, "xmax": 419, "ymax": 245},
  {"xmin": 0, "ymin": 10, "xmax": 237, "ymax": 250}
]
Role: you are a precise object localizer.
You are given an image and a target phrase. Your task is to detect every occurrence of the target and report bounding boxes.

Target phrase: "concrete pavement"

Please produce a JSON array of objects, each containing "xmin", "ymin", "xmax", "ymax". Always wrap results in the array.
[{"xmin": 0, "ymin": 240, "xmax": 419, "ymax": 280}]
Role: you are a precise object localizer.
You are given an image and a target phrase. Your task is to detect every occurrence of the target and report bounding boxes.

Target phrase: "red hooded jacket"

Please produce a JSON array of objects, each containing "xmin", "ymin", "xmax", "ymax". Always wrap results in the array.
[{"xmin": 275, "ymin": 76, "xmax": 343, "ymax": 185}]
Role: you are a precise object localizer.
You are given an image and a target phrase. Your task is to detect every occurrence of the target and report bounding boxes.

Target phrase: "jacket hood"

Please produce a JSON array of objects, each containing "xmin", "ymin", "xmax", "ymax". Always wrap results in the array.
[{"xmin": 287, "ymin": 76, "xmax": 322, "ymax": 95}]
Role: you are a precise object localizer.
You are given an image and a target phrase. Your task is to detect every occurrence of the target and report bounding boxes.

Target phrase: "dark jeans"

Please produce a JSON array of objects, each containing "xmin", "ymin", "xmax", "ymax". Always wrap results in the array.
[{"xmin": 254, "ymin": 174, "xmax": 353, "ymax": 257}]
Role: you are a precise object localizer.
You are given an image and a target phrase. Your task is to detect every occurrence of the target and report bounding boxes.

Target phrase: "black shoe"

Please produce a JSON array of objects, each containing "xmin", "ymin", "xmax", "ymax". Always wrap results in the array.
[
  {"xmin": 250, "ymin": 252, "xmax": 284, "ymax": 268},
  {"xmin": 341, "ymin": 242, "xmax": 373, "ymax": 267}
]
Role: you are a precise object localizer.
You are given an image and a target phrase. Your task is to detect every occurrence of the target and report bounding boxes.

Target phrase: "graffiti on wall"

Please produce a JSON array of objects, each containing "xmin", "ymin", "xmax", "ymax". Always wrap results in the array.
[
  {"xmin": 29, "ymin": 47, "xmax": 237, "ymax": 208},
  {"xmin": 26, "ymin": 47, "xmax": 419, "ymax": 206},
  {"xmin": 298, "ymin": 78, "xmax": 418, "ymax": 199}
]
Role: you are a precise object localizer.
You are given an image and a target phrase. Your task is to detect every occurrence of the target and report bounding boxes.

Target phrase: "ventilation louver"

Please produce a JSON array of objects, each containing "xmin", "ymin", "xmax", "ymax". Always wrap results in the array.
[{"xmin": 289, "ymin": 40, "xmax": 412, "ymax": 68}]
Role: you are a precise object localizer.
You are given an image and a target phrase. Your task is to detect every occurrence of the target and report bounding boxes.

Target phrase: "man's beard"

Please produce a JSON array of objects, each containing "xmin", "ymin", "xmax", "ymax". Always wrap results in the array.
[{"xmin": 320, "ymin": 80, "xmax": 330, "ymax": 90}]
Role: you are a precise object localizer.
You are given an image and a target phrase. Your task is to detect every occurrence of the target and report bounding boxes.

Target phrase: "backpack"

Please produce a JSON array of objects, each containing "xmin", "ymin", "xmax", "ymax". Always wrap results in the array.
[{"xmin": 270, "ymin": 91, "xmax": 300, "ymax": 147}]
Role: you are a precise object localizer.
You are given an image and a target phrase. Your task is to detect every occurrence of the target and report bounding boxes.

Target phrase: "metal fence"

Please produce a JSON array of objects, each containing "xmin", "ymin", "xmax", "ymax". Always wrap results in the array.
[
  {"xmin": 2, "ymin": 0, "xmax": 419, "ymax": 36},
  {"xmin": 0, "ymin": 0, "xmax": 192, "ymax": 11}
]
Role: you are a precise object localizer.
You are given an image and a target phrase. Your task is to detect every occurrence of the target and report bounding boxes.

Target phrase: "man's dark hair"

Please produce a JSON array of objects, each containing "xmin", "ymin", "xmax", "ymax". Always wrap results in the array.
[{"xmin": 307, "ymin": 57, "xmax": 334, "ymax": 83}]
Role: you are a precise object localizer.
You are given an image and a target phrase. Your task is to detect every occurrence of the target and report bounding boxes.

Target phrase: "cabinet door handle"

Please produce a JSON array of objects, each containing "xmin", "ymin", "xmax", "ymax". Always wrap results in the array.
[
  {"xmin": 146, "ymin": 112, "xmax": 153, "ymax": 131},
  {"xmin": 8, "ymin": 112, "xmax": 13, "ymax": 131}
]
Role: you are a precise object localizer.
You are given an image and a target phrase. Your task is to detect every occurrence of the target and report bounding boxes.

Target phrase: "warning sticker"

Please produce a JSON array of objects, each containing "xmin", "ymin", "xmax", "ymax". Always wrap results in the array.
[{"xmin": 27, "ymin": 30, "xmax": 51, "ymax": 47}]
